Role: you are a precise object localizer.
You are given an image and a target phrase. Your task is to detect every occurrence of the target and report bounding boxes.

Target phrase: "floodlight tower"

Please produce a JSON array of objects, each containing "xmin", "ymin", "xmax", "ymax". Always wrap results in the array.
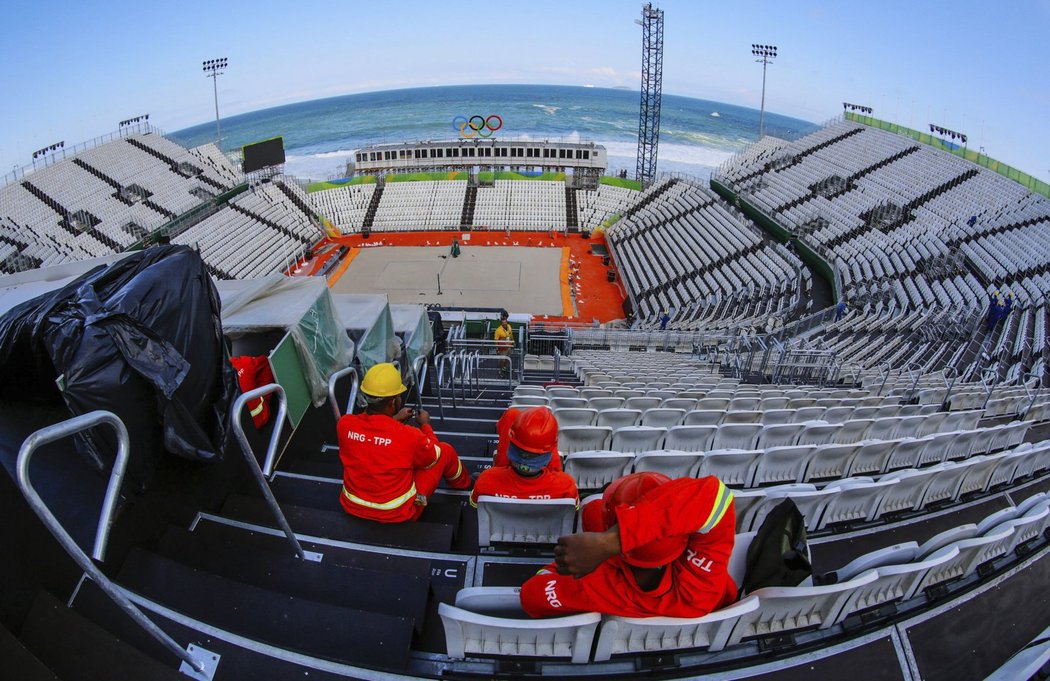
[
  {"xmin": 635, "ymin": 3, "xmax": 664, "ymax": 190},
  {"xmin": 751, "ymin": 44, "xmax": 777, "ymax": 138},
  {"xmin": 202, "ymin": 57, "xmax": 228, "ymax": 149}
]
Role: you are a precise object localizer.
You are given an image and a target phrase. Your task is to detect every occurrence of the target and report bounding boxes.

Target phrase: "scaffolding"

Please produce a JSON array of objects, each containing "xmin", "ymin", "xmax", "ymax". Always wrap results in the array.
[{"xmin": 635, "ymin": 3, "xmax": 664, "ymax": 190}]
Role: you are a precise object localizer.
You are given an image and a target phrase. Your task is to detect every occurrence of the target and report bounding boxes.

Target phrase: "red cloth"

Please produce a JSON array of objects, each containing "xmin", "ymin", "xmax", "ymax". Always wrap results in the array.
[
  {"xmin": 469, "ymin": 466, "xmax": 579, "ymax": 507},
  {"xmin": 520, "ymin": 477, "xmax": 737, "ymax": 618},
  {"xmin": 337, "ymin": 412, "xmax": 470, "ymax": 523},
  {"xmin": 230, "ymin": 356, "xmax": 275, "ymax": 428}
]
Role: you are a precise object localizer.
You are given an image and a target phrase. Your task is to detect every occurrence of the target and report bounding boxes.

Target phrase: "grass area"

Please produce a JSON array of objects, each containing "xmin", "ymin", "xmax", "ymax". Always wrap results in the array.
[
  {"xmin": 307, "ymin": 176, "xmax": 377, "ymax": 192},
  {"xmin": 599, "ymin": 176, "xmax": 642, "ymax": 191}
]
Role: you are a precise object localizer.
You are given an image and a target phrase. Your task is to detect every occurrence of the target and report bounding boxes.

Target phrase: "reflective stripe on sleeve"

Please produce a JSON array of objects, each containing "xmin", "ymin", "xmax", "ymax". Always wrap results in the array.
[
  {"xmin": 422, "ymin": 443, "xmax": 442, "ymax": 470},
  {"xmin": 249, "ymin": 398, "xmax": 265, "ymax": 418},
  {"xmin": 699, "ymin": 480, "xmax": 733, "ymax": 533},
  {"xmin": 343, "ymin": 483, "xmax": 417, "ymax": 510}
]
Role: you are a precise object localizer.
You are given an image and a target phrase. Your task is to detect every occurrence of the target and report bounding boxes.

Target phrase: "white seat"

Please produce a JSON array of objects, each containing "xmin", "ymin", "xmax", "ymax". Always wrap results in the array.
[
  {"xmin": 831, "ymin": 419, "xmax": 873, "ymax": 444},
  {"xmin": 893, "ymin": 415, "xmax": 927, "ymax": 439},
  {"xmin": 995, "ymin": 504, "xmax": 1050, "ymax": 555},
  {"xmin": 916, "ymin": 524, "xmax": 979, "ymax": 559},
  {"xmin": 914, "ymin": 526, "xmax": 1016, "ymax": 592},
  {"xmin": 732, "ymin": 489, "xmax": 768, "ymax": 532},
  {"xmin": 610, "ymin": 426, "xmax": 666, "ymax": 453},
  {"xmin": 723, "ymin": 410, "xmax": 762, "ymax": 424},
  {"xmin": 547, "ymin": 387, "xmax": 581, "ymax": 398},
  {"xmin": 726, "ymin": 572, "xmax": 879, "ymax": 646},
  {"xmin": 821, "ymin": 406, "xmax": 855, "ymax": 424},
  {"xmin": 790, "ymin": 406, "xmax": 826, "ymax": 422},
  {"xmin": 835, "ymin": 546, "xmax": 961, "ymax": 621},
  {"xmin": 760, "ymin": 409, "xmax": 795, "ymax": 426},
  {"xmin": 553, "ymin": 408, "xmax": 598, "ymax": 427},
  {"xmin": 550, "ymin": 397, "xmax": 590, "ymax": 410},
  {"xmin": 641, "ymin": 408, "xmax": 687, "ymax": 428},
  {"xmin": 632, "ymin": 450, "xmax": 703, "ymax": 478},
  {"xmin": 865, "ymin": 417, "xmax": 902, "ymax": 442},
  {"xmin": 875, "ymin": 467, "xmax": 940, "ymax": 516},
  {"xmin": 695, "ymin": 449, "xmax": 760, "ymax": 487},
  {"xmin": 558, "ymin": 426, "xmax": 613, "ymax": 454},
  {"xmin": 957, "ymin": 452, "xmax": 1009, "ymax": 497},
  {"xmin": 596, "ymin": 408, "xmax": 643, "ymax": 429},
  {"xmin": 756, "ymin": 423, "xmax": 804, "ymax": 449},
  {"xmin": 588, "ymin": 396, "xmax": 625, "ymax": 411},
  {"xmin": 625, "ymin": 396, "xmax": 663, "ymax": 412},
  {"xmin": 591, "ymin": 597, "xmax": 760, "ymax": 660},
  {"xmin": 713, "ymin": 423, "xmax": 763, "ymax": 451},
  {"xmin": 819, "ymin": 478, "xmax": 898, "ymax": 528},
  {"xmin": 728, "ymin": 397, "xmax": 761, "ymax": 412},
  {"xmin": 803, "ymin": 444, "xmax": 860, "ymax": 482},
  {"xmin": 921, "ymin": 431, "xmax": 958, "ymax": 464},
  {"xmin": 563, "ymin": 451, "xmax": 635, "ymax": 490},
  {"xmin": 846, "ymin": 440, "xmax": 897, "ymax": 476},
  {"xmin": 884, "ymin": 437, "xmax": 928, "ymax": 472},
  {"xmin": 920, "ymin": 460, "xmax": 980, "ymax": 507},
  {"xmin": 663, "ymin": 425, "xmax": 718, "ymax": 452},
  {"xmin": 439, "ymin": 587, "xmax": 600, "ymax": 664},
  {"xmin": 831, "ymin": 541, "xmax": 920, "ymax": 582},
  {"xmin": 683, "ymin": 409, "xmax": 724, "ymax": 426},
  {"xmin": 511, "ymin": 396, "xmax": 548, "ymax": 407},
  {"xmin": 797, "ymin": 422, "xmax": 841, "ymax": 446},
  {"xmin": 661, "ymin": 397, "xmax": 698, "ymax": 411},
  {"xmin": 752, "ymin": 445, "xmax": 815, "ymax": 486},
  {"xmin": 476, "ymin": 497, "xmax": 577, "ymax": 547}
]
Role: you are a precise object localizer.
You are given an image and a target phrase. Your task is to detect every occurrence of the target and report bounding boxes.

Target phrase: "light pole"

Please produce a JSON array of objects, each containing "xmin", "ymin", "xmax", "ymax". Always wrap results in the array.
[
  {"xmin": 202, "ymin": 58, "xmax": 228, "ymax": 149},
  {"xmin": 751, "ymin": 44, "xmax": 777, "ymax": 139}
]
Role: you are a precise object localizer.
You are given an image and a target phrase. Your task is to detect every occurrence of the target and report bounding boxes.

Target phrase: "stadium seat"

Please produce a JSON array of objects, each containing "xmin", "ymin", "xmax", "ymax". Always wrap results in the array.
[
  {"xmin": 632, "ymin": 450, "xmax": 703, "ymax": 478},
  {"xmin": 640, "ymin": 408, "xmax": 687, "ymax": 428},
  {"xmin": 563, "ymin": 451, "xmax": 635, "ymax": 490},
  {"xmin": 592, "ymin": 597, "xmax": 760, "ymax": 661},
  {"xmin": 553, "ymin": 408, "xmax": 598, "ymax": 427},
  {"xmin": 439, "ymin": 587, "xmax": 600, "ymax": 664},
  {"xmin": 695, "ymin": 449, "xmax": 760, "ymax": 488},
  {"xmin": 610, "ymin": 426, "xmax": 666, "ymax": 453},
  {"xmin": 558, "ymin": 426, "xmax": 613, "ymax": 454},
  {"xmin": 662, "ymin": 425, "xmax": 717, "ymax": 452},
  {"xmin": 476, "ymin": 497, "xmax": 577, "ymax": 547}
]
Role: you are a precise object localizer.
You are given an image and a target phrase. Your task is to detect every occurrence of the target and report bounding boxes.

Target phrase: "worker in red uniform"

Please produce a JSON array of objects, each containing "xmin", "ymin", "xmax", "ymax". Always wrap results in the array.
[
  {"xmin": 338, "ymin": 363, "xmax": 471, "ymax": 523},
  {"xmin": 520, "ymin": 472, "xmax": 737, "ymax": 618},
  {"xmin": 471, "ymin": 407, "xmax": 578, "ymax": 507},
  {"xmin": 491, "ymin": 406, "xmax": 562, "ymax": 471}
]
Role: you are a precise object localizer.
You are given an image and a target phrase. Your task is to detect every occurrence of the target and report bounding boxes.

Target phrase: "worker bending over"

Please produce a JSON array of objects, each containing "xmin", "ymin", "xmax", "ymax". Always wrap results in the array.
[
  {"xmin": 338, "ymin": 363, "xmax": 471, "ymax": 523},
  {"xmin": 491, "ymin": 407, "xmax": 562, "ymax": 472},
  {"xmin": 520, "ymin": 472, "xmax": 737, "ymax": 618}
]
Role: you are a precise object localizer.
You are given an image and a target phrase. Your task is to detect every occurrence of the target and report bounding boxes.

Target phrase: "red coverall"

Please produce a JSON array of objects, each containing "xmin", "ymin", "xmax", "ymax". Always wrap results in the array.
[
  {"xmin": 338, "ymin": 412, "xmax": 470, "ymax": 523},
  {"xmin": 230, "ymin": 356, "xmax": 275, "ymax": 428},
  {"xmin": 520, "ymin": 477, "xmax": 737, "ymax": 618},
  {"xmin": 469, "ymin": 466, "xmax": 579, "ymax": 507}
]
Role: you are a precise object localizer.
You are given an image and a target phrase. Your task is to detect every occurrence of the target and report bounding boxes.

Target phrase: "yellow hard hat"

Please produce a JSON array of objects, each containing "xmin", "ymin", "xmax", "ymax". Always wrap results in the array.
[{"xmin": 360, "ymin": 363, "xmax": 408, "ymax": 398}]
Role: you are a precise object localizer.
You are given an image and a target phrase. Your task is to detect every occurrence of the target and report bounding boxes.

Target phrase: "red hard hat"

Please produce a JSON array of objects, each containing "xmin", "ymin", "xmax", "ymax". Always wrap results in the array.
[
  {"xmin": 509, "ymin": 406, "xmax": 559, "ymax": 454},
  {"xmin": 602, "ymin": 472, "xmax": 689, "ymax": 568}
]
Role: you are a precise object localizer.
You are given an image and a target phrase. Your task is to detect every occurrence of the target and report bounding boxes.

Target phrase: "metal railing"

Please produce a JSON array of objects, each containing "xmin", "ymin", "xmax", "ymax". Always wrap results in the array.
[
  {"xmin": 16, "ymin": 411, "xmax": 210, "ymax": 675},
  {"xmin": 230, "ymin": 384, "xmax": 312, "ymax": 562},
  {"xmin": 327, "ymin": 366, "xmax": 360, "ymax": 422}
]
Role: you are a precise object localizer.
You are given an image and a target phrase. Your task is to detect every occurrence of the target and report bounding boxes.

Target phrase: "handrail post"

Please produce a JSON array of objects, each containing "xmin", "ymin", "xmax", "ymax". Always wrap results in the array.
[
  {"xmin": 878, "ymin": 363, "xmax": 891, "ymax": 396},
  {"xmin": 327, "ymin": 366, "xmax": 359, "ymax": 423},
  {"xmin": 17, "ymin": 411, "xmax": 209, "ymax": 675},
  {"xmin": 411, "ymin": 355, "xmax": 428, "ymax": 413},
  {"xmin": 231, "ymin": 384, "xmax": 308, "ymax": 561}
]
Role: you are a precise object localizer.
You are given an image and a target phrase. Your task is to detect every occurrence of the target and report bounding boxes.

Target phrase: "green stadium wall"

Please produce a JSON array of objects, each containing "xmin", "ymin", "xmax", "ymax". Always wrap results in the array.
[
  {"xmin": 307, "ymin": 175, "xmax": 377, "ymax": 192},
  {"xmin": 599, "ymin": 176, "xmax": 642, "ymax": 191},
  {"xmin": 710, "ymin": 177, "xmax": 839, "ymax": 301}
]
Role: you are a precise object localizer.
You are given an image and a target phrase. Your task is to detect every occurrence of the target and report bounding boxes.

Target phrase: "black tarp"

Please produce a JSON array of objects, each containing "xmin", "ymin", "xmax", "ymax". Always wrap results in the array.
[{"xmin": 0, "ymin": 246, "xmax": 236, "ymax": 492}]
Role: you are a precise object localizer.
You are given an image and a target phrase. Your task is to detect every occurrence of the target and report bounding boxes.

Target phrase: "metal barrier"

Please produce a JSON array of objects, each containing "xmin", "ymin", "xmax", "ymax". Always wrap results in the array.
[
  {"xmin": 17, "ymin": 411, "xmax": 212, "ymax": 676},
  {"xmin": 327, "ymin": 366, "xmax": 360, "ymax": 422},
  {"xmin": 230, "ymin": 384, "xmax": 313, "ymax": 562}
]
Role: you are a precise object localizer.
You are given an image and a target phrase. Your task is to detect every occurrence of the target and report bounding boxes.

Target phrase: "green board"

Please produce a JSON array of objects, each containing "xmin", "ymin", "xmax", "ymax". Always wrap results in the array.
[{"xmin": 268, "ymin": 333, "xmax": 312, "ymax": 429}]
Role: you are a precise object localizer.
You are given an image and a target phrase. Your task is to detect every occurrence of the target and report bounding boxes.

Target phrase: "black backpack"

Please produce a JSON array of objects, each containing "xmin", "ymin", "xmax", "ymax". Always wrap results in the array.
[{"xmin": 742, "ymin": 499, "xmax": 812, "ymax": 594}]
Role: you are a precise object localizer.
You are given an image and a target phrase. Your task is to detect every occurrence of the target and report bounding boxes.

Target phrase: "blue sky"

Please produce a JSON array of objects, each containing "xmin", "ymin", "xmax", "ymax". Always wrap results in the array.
[{"xmin": 2, "ymin": 0, "xmax": 1048, "ymax": 178}]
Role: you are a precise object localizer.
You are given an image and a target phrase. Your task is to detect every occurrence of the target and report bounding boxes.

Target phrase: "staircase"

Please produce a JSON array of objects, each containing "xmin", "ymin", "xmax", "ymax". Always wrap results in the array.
[
  {"xmin": 362, "ymin": 181, "xmax": 385, "ymax": 232},
  {"xmin": 460, "ymin": 185, "xmax": 477, "ymax": 229},
  {"xmin": 273, "ymin": 181, "xmax": 318, "ymax": 221},
  {"xmin": 228, "ymin": 204, "xmax": 312, "ymax": 246},
  {"xmin": 732, "ymin": 126, "xmax": 865, "ymax": 187},
  {"xmin": 565, "ymin": 187, "xmax": 579, "ymax": 231}
]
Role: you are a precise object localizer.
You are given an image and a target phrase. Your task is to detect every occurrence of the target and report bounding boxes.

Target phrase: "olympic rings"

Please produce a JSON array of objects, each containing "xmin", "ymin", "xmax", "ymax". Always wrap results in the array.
[{"xmin": 453, "ymin": 114, "xmax": 502, "ymax": 139}]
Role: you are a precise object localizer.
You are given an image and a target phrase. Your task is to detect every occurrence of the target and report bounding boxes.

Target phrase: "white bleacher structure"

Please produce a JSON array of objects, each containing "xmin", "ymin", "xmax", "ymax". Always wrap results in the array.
[
  {"xmin": 372, "ymin": 179, "xmax": 467, "ymax": 231},
  {"xmin": 308, "ymin": 182, "xmax": 376, "ymax": 234},
  {"xmin": 472, "ymin": 180, "xmax": 567, "ymax": 231}
]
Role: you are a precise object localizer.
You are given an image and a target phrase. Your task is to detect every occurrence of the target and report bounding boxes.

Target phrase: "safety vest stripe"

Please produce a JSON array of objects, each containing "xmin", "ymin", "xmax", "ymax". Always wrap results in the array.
[
  {"xmin": 422, "ymin": 444, "xmax": 442, "ymax": 471},
  {"xmin": 249, "ymin": 399, "xmax": 265, "ymax": 418},
  {"xmin": 699, "ymin": 481, "xmax": 733, "ymax": 534},
  {"xmin": 342, "ymin": 484, "xmax": 417, "ymax": 510}
]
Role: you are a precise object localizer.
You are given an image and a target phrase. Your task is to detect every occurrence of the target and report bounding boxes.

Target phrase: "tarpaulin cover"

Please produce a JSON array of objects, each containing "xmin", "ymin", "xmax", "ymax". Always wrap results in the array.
[
  {"xmin": 0, "ymin": 245, "xmax": 237, "ymax": 492},
  {"xmin": 390, "ymin": 304, "xmax": 433, "ymax": 369},
  {"xmin": 216, "ymin": 275, "xmax": 354, "ymax": 407},
  {"xmin": 332, "ymin": 293, "xmax": 400, "ymax": 372}
]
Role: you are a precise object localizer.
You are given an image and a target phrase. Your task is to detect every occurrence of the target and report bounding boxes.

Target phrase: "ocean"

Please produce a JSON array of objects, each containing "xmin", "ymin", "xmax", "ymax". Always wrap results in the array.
[{"xmin": 169, "ymin": 84, "xmax": 818, "ymax": 181}]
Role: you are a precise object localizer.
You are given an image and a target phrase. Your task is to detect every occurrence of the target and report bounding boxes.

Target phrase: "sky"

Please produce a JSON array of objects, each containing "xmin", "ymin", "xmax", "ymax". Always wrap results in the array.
[{"xmin": 2, "ymin": 0, "xmax": 1048, "ymax": 179}]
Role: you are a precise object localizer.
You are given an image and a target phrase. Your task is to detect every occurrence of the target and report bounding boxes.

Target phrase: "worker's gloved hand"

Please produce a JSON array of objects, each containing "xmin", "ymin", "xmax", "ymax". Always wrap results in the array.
[
  {"xmin": 394, "ymin": 407, "xmax": 414, "ymax": 422},
  {"xmin": 415, "ymin": 409, "xmax": 430, "ymax": 426},
  {"xmin": 553, "ymin": 526, "xmax": 621, "ymax": 579}
]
